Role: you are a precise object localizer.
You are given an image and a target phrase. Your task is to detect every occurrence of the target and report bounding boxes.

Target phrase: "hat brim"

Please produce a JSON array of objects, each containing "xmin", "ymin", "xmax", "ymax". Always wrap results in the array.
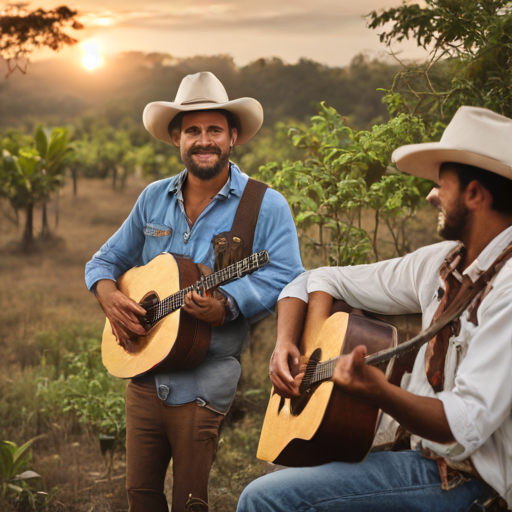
[
  {"xmin": 392, "ymin": 142, "xmax": 512, "ymax": 183},
  {"xmin": 143, "ymin": 98, "xmax": 263, "ymax": 146}
]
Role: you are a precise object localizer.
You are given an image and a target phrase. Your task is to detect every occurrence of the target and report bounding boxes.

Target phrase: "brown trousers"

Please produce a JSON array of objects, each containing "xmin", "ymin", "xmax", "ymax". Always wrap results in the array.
[{"xmin": 125, "ymin": 380, "xmax": 223, "ymax": 512}]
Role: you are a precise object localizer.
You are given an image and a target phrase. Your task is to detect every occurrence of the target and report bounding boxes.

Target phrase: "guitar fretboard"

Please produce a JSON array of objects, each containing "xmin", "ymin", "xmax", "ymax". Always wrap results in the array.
[
  {"xmin": 302, "ymin": 349, "xmax": 396, "ymax": 389},
  {"xmin": 301, "ymin": 358, "xmax": 338, "ymax": 388},
  {"xmin": 145, "ymin": 251, "xmax": 268, "ymax": 325}
]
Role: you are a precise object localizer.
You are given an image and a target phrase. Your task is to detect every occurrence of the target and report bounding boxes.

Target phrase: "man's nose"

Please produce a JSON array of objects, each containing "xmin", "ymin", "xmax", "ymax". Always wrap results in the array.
[
  {"xmin": 426, "ymin": 187, "xmax": 440, "ymax": 207},
  {"xmin": 197, "ymin": 130, "xmax": 214, "ymax": 145}
]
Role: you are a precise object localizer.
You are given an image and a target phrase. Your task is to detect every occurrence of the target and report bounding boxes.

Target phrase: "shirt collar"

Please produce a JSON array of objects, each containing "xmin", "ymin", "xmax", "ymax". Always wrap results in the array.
[
  {"xmin": 168, "ymin": 162, "xmax": 243, "ymax": 199},
  {"xmin": 464, "ymin": 224, "xmax": 512, "ymax": 282}
]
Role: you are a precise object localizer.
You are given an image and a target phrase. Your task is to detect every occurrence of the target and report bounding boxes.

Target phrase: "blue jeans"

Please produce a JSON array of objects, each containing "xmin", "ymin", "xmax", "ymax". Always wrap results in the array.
[{"xmin": 237, "ymin": 451, "xmax": 486, "ymax": 512}]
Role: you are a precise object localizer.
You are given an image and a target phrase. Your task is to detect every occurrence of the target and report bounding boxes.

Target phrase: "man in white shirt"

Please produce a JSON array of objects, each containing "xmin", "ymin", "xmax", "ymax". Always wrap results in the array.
[{"xmin": 237, "ymin": 106, "xmax": 512, "ymax": 512}]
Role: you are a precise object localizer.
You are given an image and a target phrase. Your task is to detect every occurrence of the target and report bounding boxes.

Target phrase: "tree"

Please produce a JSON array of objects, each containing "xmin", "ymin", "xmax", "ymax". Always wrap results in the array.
[
  {"xmin": 367, "ymin": 0, "xmax": 512, "ymax": 121},
  {"xmin": 258, "ymin": 105, "xmax": 429, "ymax": 266},
  {"xmin": 35, "ymin": 127, "xmax": 73, "ymax": 237},
  {"xmin": 258, "ymin": 0, "xmax": 512, "ymax": 267},
  {"xmin": 0, "ymin": 127, "xmax": 72, "ymax": 249},
  {"xmin": 0, "ymin": 5, "xmax": 83, "ymax": 77}
]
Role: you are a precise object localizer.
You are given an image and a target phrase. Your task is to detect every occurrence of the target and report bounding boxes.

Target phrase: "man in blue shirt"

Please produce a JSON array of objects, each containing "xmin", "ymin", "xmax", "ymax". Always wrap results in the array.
[{"xmin": 85, "ymin": 71, "xmax": 303, "ymax": 511}]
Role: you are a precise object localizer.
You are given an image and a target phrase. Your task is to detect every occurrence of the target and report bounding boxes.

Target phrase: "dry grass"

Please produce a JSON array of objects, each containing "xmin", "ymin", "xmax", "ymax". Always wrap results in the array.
[{"xmin": 0, "ymin": 178, "xmax": 147, "ymax": 511}]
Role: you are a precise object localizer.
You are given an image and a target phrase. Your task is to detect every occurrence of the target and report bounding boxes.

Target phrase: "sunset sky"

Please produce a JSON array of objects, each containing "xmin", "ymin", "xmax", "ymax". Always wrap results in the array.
[{"xmin": 31, "ymin": 0, "xmax": 430, "ymax": 68}]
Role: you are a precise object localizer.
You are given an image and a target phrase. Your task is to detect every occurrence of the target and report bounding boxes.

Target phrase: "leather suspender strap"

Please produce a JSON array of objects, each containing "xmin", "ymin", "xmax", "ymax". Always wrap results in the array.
[
  {"xmin": 230, "ymin": 178, "xmax": 268, "ymax": 260},
  {"xmin": 425, "ymin": 241, "xmax": 512, "ymax": 391},
  {"xmin": 366, "ymin": 242, "xmax": 512, "ymax": 373},
  {"xmin": 211, "ymin": 178, "xmax": 268, "ymax": 273}
]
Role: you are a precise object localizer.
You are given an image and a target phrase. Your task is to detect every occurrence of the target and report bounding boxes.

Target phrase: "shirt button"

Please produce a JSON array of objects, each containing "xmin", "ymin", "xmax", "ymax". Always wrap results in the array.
[{"xmin": 183, "ymin": 232, "xmax": 190, "ymax": 243}]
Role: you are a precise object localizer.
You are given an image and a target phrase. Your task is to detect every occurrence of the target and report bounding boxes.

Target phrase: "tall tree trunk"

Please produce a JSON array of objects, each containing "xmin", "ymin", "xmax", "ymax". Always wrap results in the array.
[
  {"xmin": 23, "ymin": 203, "xmax": 34, "ymax": 250},
  {"xmin": 119, "ymin": 166, "xmax": 127, "ymax": 190},
  {"xmin": 41, "ymin": 201, "xmax": 50, "ymax": 239},
  {"xmin": 112, "ymin": 167, "xmax": 117, "ymax": 190},
  {"xmin": 55, "ymin": 194, "xmax": 59, "ymax": 230},
  {"xmin": 72, "ymin": 167, "xmax": 78, "ymax": 197}
]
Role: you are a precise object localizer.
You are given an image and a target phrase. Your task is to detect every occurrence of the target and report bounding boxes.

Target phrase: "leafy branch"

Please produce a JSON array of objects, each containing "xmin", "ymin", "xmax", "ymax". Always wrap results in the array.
[{"xmin": 0, "ymin": 5, "xmax": 83, "ymax": 77}]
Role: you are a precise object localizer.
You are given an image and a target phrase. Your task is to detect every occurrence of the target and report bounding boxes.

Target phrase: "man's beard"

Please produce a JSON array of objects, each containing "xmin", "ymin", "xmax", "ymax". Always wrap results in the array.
[
  {"xmin": 183, "ymin": 144, "xmax": 230, "ymax": 181},
  {"xmin": 438, "ymin": 198, "xmax": 468, "ymax": 241}
]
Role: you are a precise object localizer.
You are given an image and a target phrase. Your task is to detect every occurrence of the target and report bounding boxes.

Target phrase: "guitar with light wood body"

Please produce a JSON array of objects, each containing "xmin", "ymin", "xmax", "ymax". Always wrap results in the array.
[
  {"xmin": 257, "ymin": 310, "xmax": 410, "ymax": 467},
  {"xmin": 102, "ymin": 250, "xmax": 269, "ymax": 379}
]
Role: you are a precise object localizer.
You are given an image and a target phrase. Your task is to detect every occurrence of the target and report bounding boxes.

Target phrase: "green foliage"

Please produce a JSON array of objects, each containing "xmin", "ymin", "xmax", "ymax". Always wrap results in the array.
[
  {"xmin": 70, "ymin": 124, "xmax": 183, "ymax": 188},
  {"xmin": 259, "ymin": 1, "xmax": 512, "ymax": 267},
  {"xmin": 234, "ymin": 123, "xmax": 305, "ymax": 176},
  {"xmin": 0, "ymin": 126, "xmax": 72, "ymax": 247},
  {"xmin": 258, "ymin": 104, "xmax": 429, "ymax": 265},
  {"xmin": 367, "ymin": 0, "xmax": 512, "ymax": 120},
  {"xmin": 0, "ymin": 327, "xmax": 127, "ymax": 450},
  {"xmin": 0, "ymin": 437, "xmax": 42, "ymax": 507},
  {"xmin": 35, "ymin": 330, "xmax": 128, "ymax": 445}
]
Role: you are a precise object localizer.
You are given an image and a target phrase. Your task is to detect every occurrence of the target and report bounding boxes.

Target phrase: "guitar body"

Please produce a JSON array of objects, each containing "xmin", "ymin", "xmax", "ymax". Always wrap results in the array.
[
  {"xmin": 257, "ymin": 312, "xmax": 398, "ymax": 467},
  {"xmin": 102, "ymin": 253, "xmax": 211, "ymax": 379}
]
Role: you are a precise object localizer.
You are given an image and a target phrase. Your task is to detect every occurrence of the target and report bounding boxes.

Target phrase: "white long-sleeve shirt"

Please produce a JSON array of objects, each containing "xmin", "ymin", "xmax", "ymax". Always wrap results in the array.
[{"xmin": 279, "ymin": 226, "xmax": 512, "ymax": 507}]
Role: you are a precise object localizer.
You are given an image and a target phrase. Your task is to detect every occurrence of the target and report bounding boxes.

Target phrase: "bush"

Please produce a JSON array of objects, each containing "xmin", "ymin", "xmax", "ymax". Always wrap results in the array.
[{"xmin": 0, "ymin": 327, "xmax": 127, "ymax": 447}]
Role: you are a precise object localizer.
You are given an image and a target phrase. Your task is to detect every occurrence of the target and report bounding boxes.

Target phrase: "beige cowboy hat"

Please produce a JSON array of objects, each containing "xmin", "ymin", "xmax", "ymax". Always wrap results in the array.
[
  {"xmin": 143, "ymin": 71, "xmax": 264, "ymax": 146},
  {"xmin": 392, "ymin": 106, "xmax": 512, "ymax": 182}
]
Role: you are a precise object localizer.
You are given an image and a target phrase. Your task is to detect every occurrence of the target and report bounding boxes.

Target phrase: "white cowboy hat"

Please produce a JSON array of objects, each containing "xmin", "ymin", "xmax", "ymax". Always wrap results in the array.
[
  {"xmin": 143, "ymin": 71, "xmax": 264, "ymax": 146},
  {"xmin": 392, "ymin": 106, "xmax": 512, "ymax": 182}
]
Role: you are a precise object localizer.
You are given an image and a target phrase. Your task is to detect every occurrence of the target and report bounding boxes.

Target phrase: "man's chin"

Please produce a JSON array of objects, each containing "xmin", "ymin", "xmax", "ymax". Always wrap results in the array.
[{"xmin": 187, "ymin": 162, "xmax": 225, "ymax": 181}]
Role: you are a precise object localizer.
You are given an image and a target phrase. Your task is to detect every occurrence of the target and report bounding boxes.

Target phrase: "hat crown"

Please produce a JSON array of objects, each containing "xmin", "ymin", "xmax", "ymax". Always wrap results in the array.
[
  {"xmin": 175, "ymin": 71, "xmax": 229, "ymax": 105},
  {"xmin": 391, "ymin": 106, "xmax": 512, "ymax": 181},
  {"xmin": 440, "ymin": 106, "xmax": 512, "ymax": 162}
]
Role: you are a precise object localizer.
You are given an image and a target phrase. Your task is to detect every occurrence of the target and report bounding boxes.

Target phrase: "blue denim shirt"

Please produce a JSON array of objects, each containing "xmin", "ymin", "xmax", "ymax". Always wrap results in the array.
[{"xmin": 85, "ymin": 163, "xmax": 303, "ymax": 413}]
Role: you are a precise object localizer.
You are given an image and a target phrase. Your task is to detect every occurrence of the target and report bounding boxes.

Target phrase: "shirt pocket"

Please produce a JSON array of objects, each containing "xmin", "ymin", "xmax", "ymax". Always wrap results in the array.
[{"xmin": 142, "ymin": 222, "xmax": 174, "ymax": 263}]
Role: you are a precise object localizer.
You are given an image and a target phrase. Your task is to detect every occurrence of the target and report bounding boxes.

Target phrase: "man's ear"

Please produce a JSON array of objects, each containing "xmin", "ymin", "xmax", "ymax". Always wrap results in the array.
[
  {"xmin": 171, "ymin": 130, "xmax": 181, "ymax": 147},
  {"xmin": 465, "ymin": 180, "xmax": 493, "ymax": 211},
  {"xmin": 230, "ymin": 127, "xmax": 238, "ymax": 147}
]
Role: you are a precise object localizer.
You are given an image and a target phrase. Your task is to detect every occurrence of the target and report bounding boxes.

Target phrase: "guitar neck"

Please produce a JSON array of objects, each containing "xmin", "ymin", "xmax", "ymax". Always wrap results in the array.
[
  {"xmin": 146, "ymin": 251, "xmax": 269, "ymax": 325},
  {"xmin": 303, "ymin": 345, "xmax": 399, "ymax": 388}
]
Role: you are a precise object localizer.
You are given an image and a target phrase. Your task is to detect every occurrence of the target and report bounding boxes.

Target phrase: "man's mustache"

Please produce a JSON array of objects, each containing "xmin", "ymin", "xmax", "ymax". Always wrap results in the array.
[{"xmin": 189, "ymin": 145, "xmax": 222, "ymax": 156}]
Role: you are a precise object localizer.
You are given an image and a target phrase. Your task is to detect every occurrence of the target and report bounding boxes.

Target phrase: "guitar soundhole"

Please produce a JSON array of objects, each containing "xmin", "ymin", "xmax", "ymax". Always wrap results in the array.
[
  {"xmin": 116, "ymin": 292, "xmax": 160, "ymax": 355},
  {"xmin": 290, "ymin": 348, "xmax": 322, "ymax": 416},
  {"xmin": 140, "ymin": 291, "xmax": 160, "ymax": 326}
]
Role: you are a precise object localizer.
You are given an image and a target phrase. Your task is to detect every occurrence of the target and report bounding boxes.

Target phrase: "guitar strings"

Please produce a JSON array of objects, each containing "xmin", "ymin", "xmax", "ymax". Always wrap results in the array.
[
  {"xmin": 301, "ymin": 357, "xmax": 340, "ymax": 387},
  {"xmin": 144, "ymin": 252, "xmax": 268, "ymax": 326}
]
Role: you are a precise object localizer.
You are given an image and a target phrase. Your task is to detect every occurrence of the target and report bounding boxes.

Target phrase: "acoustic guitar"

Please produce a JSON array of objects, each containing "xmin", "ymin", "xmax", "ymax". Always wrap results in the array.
[
  {"xmin": 258, "ymin": 245, "xmax": 502, "ymax": 468},
  {"xmin": 257, "ymin": 311, "xmax": 402, "ymax": 467},
  {"xmin": 102, "ymin": 250, "xmax": 269, "ymax": 379}
]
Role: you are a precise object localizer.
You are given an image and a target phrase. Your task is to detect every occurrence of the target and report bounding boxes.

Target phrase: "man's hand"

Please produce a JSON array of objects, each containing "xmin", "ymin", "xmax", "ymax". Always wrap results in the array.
[
  {"xmin": 269, "ymin": 341, "xmax": 304, "ymax": 398},
  {"xmin": 95, "ymin": 279, "xmax": 148, "ymax": 351},
  {"xmin": 332, "ymin": 345, "xmax": 388, "ymax": 405},
  {"xmin": 182, "ymin": 291, "xmax": 225, "ymax": 326},
  {"xmin": 333, "ymin": 345, "xmax": 456, "ymax": 444}
]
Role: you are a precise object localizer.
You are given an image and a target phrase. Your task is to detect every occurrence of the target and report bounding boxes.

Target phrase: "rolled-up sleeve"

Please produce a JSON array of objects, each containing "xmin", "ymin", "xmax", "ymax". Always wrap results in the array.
[
  {"xmin": 278, "ymin": 271, "xmax": 311, "ymax": 303},
  {"xmin": 221, "ymin": 188, "xmax": 304, "ymax": 318},
  {"xmin": 305, "ymin": 242, "xmax": 455, "ymax": 316},
  {"xmin": 436, "ymin": 274, "xmax": 512, "ymax": 460}
]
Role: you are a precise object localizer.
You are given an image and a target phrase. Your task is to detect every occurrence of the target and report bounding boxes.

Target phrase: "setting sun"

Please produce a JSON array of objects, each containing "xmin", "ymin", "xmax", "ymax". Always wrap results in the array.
[{"xmin": 82, "ymin": 41, "xmax": 103, "ymax": 71}]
